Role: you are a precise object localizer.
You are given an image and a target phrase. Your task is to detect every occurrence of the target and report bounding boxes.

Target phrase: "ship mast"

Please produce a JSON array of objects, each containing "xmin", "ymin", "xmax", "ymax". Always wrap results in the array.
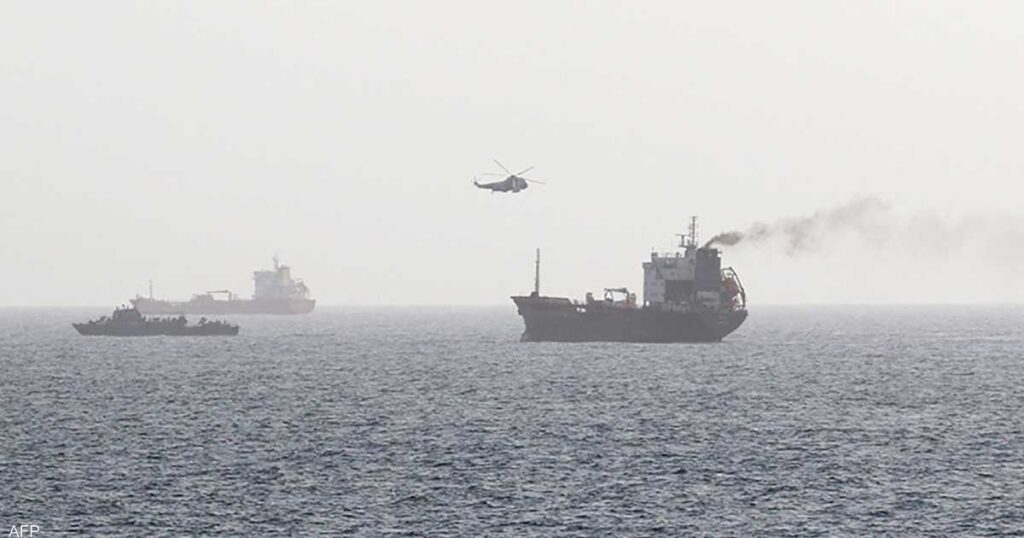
[
  {"xmin": 676, "ymin": 216, "xmax": 701, "ymax": 248},
  {"xmin": 534, "ymin": 248, "xmax": 541, "ymax": 296}
]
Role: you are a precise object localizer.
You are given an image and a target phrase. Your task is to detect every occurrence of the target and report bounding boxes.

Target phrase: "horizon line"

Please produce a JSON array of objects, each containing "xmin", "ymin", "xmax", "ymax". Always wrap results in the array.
[{"xmin": 1, "ymin": 302, "xmax": 1023, "ymax": 309}]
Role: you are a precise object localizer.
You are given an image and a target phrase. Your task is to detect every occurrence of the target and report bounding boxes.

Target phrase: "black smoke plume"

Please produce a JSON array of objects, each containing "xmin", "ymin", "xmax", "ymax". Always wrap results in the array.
[{"xmin": 704, "ymin": 197, "xmax": 891, "ymax": 254}]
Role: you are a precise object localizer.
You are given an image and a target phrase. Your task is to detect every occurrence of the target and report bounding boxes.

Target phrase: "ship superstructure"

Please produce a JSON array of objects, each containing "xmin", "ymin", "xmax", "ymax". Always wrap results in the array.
[
  {"xmin": 642, "ymin": 218, "xmax": 746, "ymax": 314},
  {"xmin": 512, "ymin": 218, "xmax": 747, "ymax": 342},
  {"xmin": 253, "ymin": 258, "xmax": 311, "ymax": 302},
  {"xmin": 132, "ymin": 257, "xmax": 316, "ymax": 315}
]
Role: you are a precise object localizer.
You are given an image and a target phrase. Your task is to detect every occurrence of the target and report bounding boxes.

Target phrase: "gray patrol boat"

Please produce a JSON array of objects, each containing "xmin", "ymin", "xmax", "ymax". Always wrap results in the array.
[{"xmin": 73, "ymin": 307, "xmax": 239, "ymax": 336}]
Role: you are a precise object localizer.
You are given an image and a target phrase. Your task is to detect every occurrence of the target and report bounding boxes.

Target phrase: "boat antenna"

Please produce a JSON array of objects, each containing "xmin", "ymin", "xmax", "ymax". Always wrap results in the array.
[
  {"xmin": 534, "ymin": 248, "xmax": 541, "ymax": 296},
  {"xmin": 688, "ymin": 216, "xmax": 699, "ymax": 248}
]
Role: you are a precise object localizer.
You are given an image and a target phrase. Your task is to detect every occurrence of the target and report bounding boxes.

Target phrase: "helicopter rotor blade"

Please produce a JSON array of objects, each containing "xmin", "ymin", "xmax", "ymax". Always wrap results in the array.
[
  {"xmin": 493, "ymin": 159, "xmax": 512, "ymax": 175},
  {"xmin": 515, "ymin": 166, "xmax": 535, "ymax": 176},
  {"xmin": 478, "ymin": 172, "xmax": 505, "ymax": 176},
  {"xmin": 522, "ymin": 177, "xmax": 546, "ymax": 184}
]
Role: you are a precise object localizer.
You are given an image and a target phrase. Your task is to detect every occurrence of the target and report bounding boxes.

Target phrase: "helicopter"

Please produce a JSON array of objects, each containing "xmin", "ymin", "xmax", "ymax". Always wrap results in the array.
[{"xmin": 473, "ymin": 159, "xmax": 546, "ymax": 193}]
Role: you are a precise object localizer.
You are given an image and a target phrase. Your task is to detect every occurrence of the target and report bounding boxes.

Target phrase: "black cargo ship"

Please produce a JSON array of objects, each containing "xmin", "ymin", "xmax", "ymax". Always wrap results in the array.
[
  {"xmin": 512, "ymin": 220, "xmax": 747, "ymax": 343},
  {"xmin": 73, "ymin": 307, "xmax": 239, "ymax": 336}
]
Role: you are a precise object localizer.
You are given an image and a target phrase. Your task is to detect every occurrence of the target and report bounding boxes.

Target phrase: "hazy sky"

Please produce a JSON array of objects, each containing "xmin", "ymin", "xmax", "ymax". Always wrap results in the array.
[{"xmin": 2, "ymin": 1, "xmax": 1023, "ymax": 305}]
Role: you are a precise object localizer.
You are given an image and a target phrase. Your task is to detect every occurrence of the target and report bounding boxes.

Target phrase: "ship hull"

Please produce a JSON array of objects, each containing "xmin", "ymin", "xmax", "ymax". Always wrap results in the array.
[
  {"xmin": 512, "ymin": 296, "xmax": 747, "ymax": 343},
  {"xmin": 73, "ymin": 323, "xmax": 239, "ymax": 336},
  {"xmin": 131, "ymin": 297, "xmax": 315, "ymax": 315}
]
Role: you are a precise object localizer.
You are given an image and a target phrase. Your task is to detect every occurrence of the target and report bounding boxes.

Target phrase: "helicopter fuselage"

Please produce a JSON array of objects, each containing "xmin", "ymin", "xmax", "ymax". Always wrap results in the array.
[{"xmin": 474, "ymin": 175, "xmax": 528, "ymax": 193}]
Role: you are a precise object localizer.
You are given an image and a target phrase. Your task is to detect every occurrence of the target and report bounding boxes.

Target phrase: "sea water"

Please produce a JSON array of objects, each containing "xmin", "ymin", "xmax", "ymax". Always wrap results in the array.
[{"xmin": 2, "ymin": 306, "xmax": 1022, "ymax": 536}]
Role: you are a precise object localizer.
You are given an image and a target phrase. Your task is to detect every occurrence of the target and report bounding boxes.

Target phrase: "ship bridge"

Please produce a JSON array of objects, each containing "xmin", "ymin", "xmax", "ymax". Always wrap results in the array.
[
  {"xmin": 253, "ymin": 256, "xmax": 310, "ymax": 300},
  {"xmin": 642, "ymin": 218, "xmax": 727, "ymax": 312}
]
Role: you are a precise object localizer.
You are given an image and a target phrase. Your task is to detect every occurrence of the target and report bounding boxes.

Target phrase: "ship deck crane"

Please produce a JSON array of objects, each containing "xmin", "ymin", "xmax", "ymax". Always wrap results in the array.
[{"xmin": 205, "ymin": 290, "xmax": 236, "ymax": 301}]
